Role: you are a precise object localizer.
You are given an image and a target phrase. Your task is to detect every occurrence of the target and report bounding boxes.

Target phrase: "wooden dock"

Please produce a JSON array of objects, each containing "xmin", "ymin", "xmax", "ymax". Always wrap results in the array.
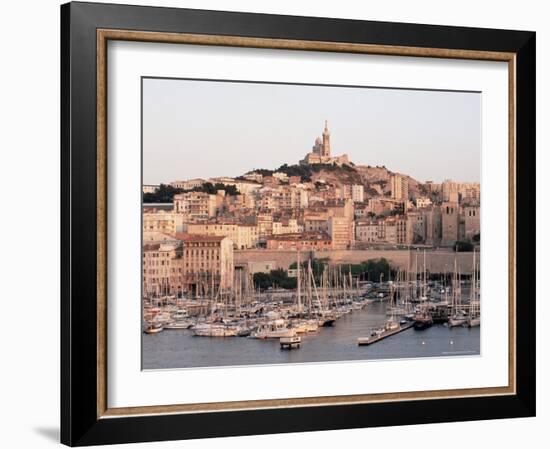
[{"xmin": 357, "ymin": 322, "xmax": 414, "ymax": 346}]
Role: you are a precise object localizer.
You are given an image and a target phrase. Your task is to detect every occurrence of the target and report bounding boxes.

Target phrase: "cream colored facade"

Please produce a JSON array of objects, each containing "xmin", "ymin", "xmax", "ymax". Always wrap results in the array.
[
  {"xmin": 256, "ymin": 213, "xmax": 274, "ymax": 239},
  {"xmin": 186, "ymin": 222, "xmax": 259, "ymax": 249},
  {"xmin": 176, "ymin": 233, "xmax": 234, "ymax": 294},
  {"xmin": 272, "ymin": 172, "xmax": 289, "ymax": 182},
  {"xmin": 355, "ymin": 220, "xmax": 379, "ymax": 243},
  {"xmin": 142, "ymin": 242, "xmax": 183, "ymax": 297},
  {"xmin": 209, "ymin": 177, "xmax": 263, "ymax": 195},
  {"xmin": 328, "ymin": 216, "xmax": 354, "ymax": 249},
  {"xmin": 390, "ymin": 174, "xmax": 409, "ymax": 200},
  {"xmin": 142, "ymin": 184, "xmax": 159, "ymax": 194},
  {"xmin": 259, "ymin": 186, "xmax": 309, "ymax": 211},
  {"xmin": 272, "ymin": 219, "xmax": 299, "ymax": 235},
  {"xmin": 173, "ymin": 192, "xmax": 217, "ymax": 220},
  {"xmin": 143, "ymin": 210, "xmax": 184, "ymax": 235},
  {"xmin": 243, "ymin": 172, "xmax": 263, "ymax": 183},
  {"xmin": 351, "ymin": 184, "xmax": 364, "ymax": 203},
  {"xmin": 170, "ymin": 178, "xmax": 206, "ymax": 190}
]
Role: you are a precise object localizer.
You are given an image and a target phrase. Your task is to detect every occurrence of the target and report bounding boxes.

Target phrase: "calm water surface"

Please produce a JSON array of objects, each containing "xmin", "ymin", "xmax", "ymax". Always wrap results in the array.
[{"xmin": 143, "ymin": 302, "xmax": 480, "ymax": 369}]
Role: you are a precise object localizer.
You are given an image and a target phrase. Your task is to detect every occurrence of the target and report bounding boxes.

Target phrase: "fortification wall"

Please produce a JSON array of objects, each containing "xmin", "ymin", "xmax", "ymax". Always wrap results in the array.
[{"xmin": 234, "ymin": 249, "xmax": 478, "ymax": 274}]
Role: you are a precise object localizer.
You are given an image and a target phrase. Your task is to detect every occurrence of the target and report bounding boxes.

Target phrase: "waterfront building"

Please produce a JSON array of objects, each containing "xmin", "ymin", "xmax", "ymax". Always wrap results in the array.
[
  {"xmin": 377, "ymin": 216, "xmax": 412, "ymax": 245},
  {"xmin": 266, "ymin": 232, "xmax": 331, "ymax": 251},
  {"xmin": 175, "ymin": 233, "xmax": 235, "ymax": 294},
  {"xmin": 142, "ymin": 241, "xmax": 184, "ymax": 297}
]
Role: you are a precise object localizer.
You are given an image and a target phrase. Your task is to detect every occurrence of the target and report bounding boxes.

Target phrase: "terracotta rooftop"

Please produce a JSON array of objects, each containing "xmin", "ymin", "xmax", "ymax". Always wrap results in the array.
[
  {"xmin": 143, "ymin": 243, "xmax": 161, "ymax": 251},
  {"xmin": 175, "ymin": 232, "xmax": 228, "ymax": 243}
]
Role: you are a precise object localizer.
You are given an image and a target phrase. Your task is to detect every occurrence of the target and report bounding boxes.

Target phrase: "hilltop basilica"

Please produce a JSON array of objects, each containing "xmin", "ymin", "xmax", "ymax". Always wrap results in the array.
[{"xmin": 300, "ymin": 121, "xmax": 350, "ymax": 166}]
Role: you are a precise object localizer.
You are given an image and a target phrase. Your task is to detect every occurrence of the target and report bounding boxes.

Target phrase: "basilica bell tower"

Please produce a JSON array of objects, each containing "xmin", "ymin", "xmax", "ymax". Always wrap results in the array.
[{"xmin": 321, "ymin": 120, "xmax": 331, "ymax": 157}]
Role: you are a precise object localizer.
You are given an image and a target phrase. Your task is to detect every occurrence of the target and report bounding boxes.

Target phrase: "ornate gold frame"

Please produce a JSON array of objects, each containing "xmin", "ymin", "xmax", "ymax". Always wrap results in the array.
[{"xmin": 96, "ymin": 29, "xmax": 516, "ymax": 419}]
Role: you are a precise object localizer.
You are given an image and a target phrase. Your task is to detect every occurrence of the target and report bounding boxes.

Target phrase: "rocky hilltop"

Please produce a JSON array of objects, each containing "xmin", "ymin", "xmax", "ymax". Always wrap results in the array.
[{"xmin": 245, "ymin": 161, "xmax": 422, "ymax": 196}]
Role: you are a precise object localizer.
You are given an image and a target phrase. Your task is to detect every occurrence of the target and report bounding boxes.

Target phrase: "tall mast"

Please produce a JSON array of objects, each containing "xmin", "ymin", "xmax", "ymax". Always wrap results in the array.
[
  {"xmin": 297, "ymin": 250, "xmax": 302, "ymax": 313},
  {"xmin": 423, "ymin": 249, "xmax": 427, "ymax": 297}
]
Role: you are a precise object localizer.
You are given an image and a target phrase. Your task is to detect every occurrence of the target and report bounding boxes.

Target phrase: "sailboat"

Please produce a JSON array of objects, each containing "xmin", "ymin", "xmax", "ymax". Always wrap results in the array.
[
  {"xmin": 413, "ymin": 306, "xmax": 433, "ymax": 330},
  {"xmin": 448, "ymin": 257, "xmax": 467, "ymax": 327},
  {"xmin": 385, "ymin": 281, "xmax": 400, "ymax": 331},
  {"xmin": 413, "ymin": 251, "xmax": 433, "ymax": 330},
  {"xmin": 143, "ymin": 322, "xmax": 164, "ymax": 334},
  {"xmin": 467, "ymin": 250, "xmax": 481, "ymax": 327},
  {"xmin": 250, "ymin": 319, "xmax": 296, "ymax": 339}
]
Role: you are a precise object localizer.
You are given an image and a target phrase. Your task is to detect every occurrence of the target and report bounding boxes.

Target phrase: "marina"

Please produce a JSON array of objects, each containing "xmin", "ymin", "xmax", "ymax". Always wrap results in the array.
[
  {"xmin": 143, "ymin": 251, "xmax": 481, "ymax": 369},
  {"xmin": 143, "ymin": 301, "xmax": 480, "ymax": 369}
]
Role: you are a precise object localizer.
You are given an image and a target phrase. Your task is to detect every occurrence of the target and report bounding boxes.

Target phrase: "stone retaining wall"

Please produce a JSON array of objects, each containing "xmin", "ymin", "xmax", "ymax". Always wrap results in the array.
[{"xmin": 234, "ymin": 249, "xmax": 479, "ymax": 274}]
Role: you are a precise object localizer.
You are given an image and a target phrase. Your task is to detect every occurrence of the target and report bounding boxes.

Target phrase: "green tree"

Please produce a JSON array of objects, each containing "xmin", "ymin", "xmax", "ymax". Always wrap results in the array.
[
  {"xmin": 142, "ymin": 184, "xmax": 183, "ymax": 203},
  {"xmin": 253, "ymin": 269, "xmax": 297, "ymax": 290},
  {"xmin": 192, "ymin": 182, "xmax": 240, "ymax": 196}
]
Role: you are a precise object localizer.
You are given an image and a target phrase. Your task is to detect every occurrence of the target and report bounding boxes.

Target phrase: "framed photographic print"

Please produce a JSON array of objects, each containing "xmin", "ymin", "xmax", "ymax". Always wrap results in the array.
[{"xmin": 60, "ymin": 1, "xmax": 536, "ymax": 446}]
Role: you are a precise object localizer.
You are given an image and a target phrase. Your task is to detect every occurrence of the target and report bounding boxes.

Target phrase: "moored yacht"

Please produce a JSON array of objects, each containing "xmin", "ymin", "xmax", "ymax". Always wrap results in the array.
[
  {"xmin": 413, "ymin": 309, "xmax": 433, "ymax": 330},
  {"xmin": 250, "ymin": 320, "xmax": 296, "ymax": 339},
  {"xmin": 192, "ymin": 323, "xmax": 239, "ymax": 337}
]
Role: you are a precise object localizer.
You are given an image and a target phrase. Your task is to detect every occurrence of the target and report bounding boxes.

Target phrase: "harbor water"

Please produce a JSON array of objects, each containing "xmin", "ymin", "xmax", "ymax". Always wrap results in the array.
[{"xmin": 142, "ymin": 301, "xmax": 480, "ymax": 370}]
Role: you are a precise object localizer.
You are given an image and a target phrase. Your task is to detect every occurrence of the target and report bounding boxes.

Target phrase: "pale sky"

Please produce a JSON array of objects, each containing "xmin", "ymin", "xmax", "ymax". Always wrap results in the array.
[{"xmin": 142, "ymin": 77, "xmax": 480, "ymax": 185}]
